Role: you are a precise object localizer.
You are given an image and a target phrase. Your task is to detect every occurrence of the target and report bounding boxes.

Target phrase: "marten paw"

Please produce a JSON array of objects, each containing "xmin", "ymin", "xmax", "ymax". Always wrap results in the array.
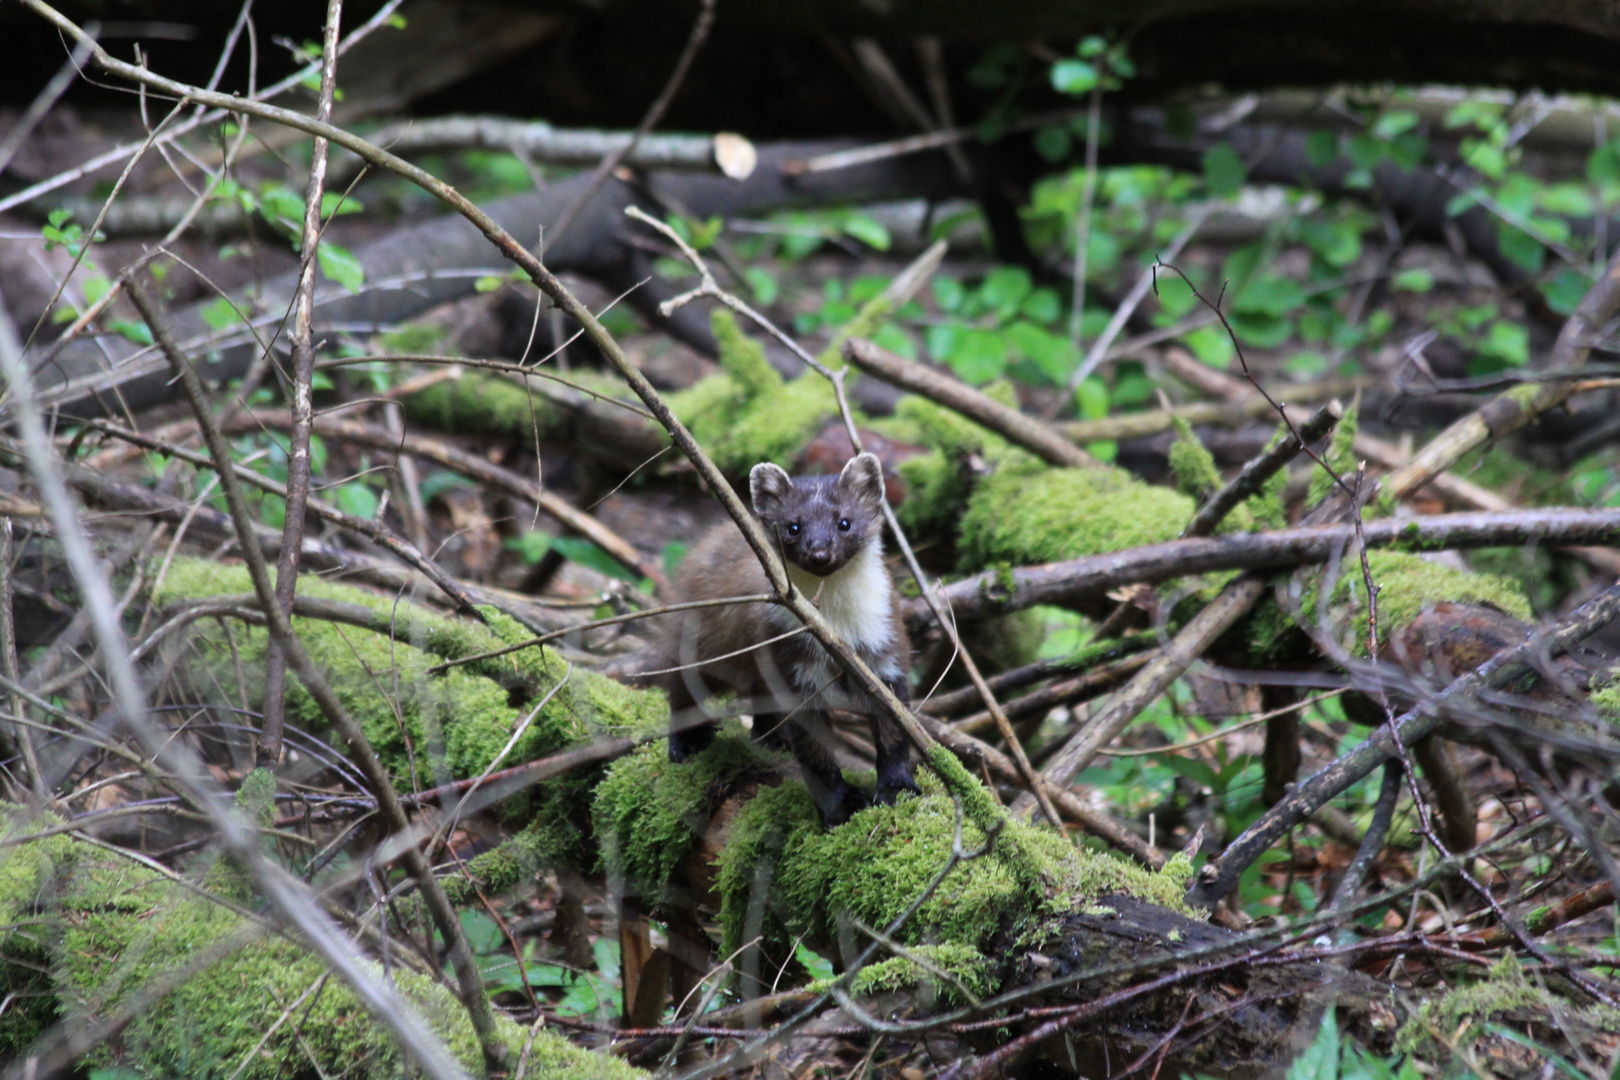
[
  {"xmin": 874, "ymin": 770, "xmax": 922, "ymax": 806},
  {"xmin": 668, "ymin": 723, "xmax": 718, "ymax": 762},
  {"xmin": 819, "ymin": 783, "xmax": 873, "ymax": 828}
]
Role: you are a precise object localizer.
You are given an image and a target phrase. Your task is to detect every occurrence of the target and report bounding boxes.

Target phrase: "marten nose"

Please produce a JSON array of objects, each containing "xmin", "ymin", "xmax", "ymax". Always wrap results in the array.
[{"xmin": 801, "ymin": 547, "xmax": 835, "ymax": 575}]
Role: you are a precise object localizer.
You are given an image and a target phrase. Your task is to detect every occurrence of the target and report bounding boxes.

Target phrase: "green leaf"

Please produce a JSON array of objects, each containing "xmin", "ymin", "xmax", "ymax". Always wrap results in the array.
[
  {"xmin": 1074, "ymin": 375, "xmax": 1109, "ymax": 420},
  {"xmin": 1299, "ymin": 219, "xmax": 1362, "ymax": 268},
  {"xmin": 1005, "ymin": 320, "xmax": 1072, "ymax": 384},
  {"xmin": 1201, "ymin": 144, "xmax": 1246, "ymax": 199},
  {"xmin": 1050, "ymin": 58, "xmax": 1098, "ymax": 94},
  {"xmin": 1391, "ymin": 268, "xmax": 1434, "ymax": 293},
  {"xmin": 1481, "ymin": 320, "xmax": 1529, "ymax": 366},
  {"xmin": 503, "ymin": 531, "xmax": 554, "ymax": 565},
  {"xmin": 745, "ymin": 266, "xmax": 779, "ymax": 305},
  {"xmin": 840, "ymin": 213, "xmax": 890, "ymax": 251},
  {"xmin": 257, "ymin": 183, "xmax": 304, "ymax": 233},
  {"xmin": 320, "ymin": 191, "xmax": 362, "ymax": 218},
  {"xmin": 47, "ymin": 207, "xmax": 74, "ymax": 229},
  {"xmin": 1185, "ymin": 324, "xmax": 1234, "ymax": 368},
  {"xmin": 1034, "ymin": 124, "xmax": 1072, "ymax": 162},
  {"xmin": 82, "ymin": 275, "xmax": 111, "ymax": 307},
  {"xmin": 932, "ymin": 277, "xmax": 965, "ymax": 313},
  {"xmin": 1232, "ymin": 275, "xmax": 1306, "ymax": 317},
  {"xmin": 944, "ymin": 328, "xmax": 1008, "ymax": 385},
  {"xmin": 1229, "ymin": 312, "xmax": 1293, "ymax": 348},
  {"xmin": 872, "ymin": 323, "xmax": 916, "ymax": 359},
  {"xmin": 1543, "ymin": 269, "xmax": 1590, "ymax": 316},
  {"xmin": 334, "ymin": 481, "xmax": 378, "ymax": 520},
  {"xmin": 1285, "ymin": 1007, "xmax": 1339, "ymax": 1080},
  {"xmin": 474, "ymin": 275, "xmax": 504, "ymax": 293},
  {"xmin": 1020, "ymin": 287, "xmax": 1062, "ymax": 325},
  {"xmin": 317, "ymin": 242, "xmax": 365, "ymax": 292},
  {"xmin": 979, "ymin": 266, "xmax": 1033, "ymax": 316},
  {"xmin": 1495, "ymin": 222, "xmax": 1545, "ymax": 273},
  {"xmin": 796, "ymin": 943, "xmax": 835, "ymax": 981},
  {"xmin": 108, "ymin": 319, "xmax": 153, "ymax": 346},
  {"xmin": 1371, "ymin": 109, "xmax": 1418, "ymax": 139},
  {"xmin": 550, "ymin": 536, "xmax": 644, "ymax": 585},
  {"xmin": 1156, "ymin": 754, "xmax": 1217, "ymax": 789},
  {"xmin": 203, "ymin": 296, "xmax": 245, "ymax": 331}
]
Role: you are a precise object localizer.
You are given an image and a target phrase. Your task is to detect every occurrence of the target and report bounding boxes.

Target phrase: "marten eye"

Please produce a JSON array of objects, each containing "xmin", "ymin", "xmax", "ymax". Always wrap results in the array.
[
  {"xmin": 838, "ymin": 518, "xmax": 851, "ymax": 532},
  {"xmin": 786, "ymin": 522, "xmax": 800, "ymax": 536}
]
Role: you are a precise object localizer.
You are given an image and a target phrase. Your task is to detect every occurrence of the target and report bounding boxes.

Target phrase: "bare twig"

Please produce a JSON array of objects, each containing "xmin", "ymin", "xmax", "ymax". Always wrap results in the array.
[
  {"xmin": 1183, "ymin": 402, "xmax": 1343, "ymax": 538},
  {"xmin": 263, "ymin": 0, "xmax": 345, "ymax": 774}
]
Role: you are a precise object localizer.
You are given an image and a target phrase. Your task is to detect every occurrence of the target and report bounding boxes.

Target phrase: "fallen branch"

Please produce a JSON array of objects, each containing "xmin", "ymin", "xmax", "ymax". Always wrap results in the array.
[{"xmin": 907, "ymin": 506, "xmax": 1620, "ymax": 628}]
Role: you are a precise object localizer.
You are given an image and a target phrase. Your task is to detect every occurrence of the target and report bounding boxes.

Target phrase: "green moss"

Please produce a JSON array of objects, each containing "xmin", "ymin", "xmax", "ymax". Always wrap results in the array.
[
  {"xmin": 831, "ymin": 943, "xmax": 993, "ymax": 1005},
  {"xmin": 153, "ymin": 562, "xmax": 667, "ymax": 853},
  {"xmin": 1256, "ymin": 550, "xmax": 1532, "ymax": 660},
  {"xmin": 40, "ymin": 839, "xmax": 637, "ymax": 1080},
  {"xmin": 1306, "ymin": 399, "xmax": 1358, "ymax": 509},
  {"xmin": 956, "ymin": 460, "xmax": 1192, "ymax": 571},
  {"xmin": 709, "ymin": 763, "xmax": 1194, "ymax": 996},
  {"xmin": 714, "ymin": 779, "xmax": 822, "ymax": 959},
  {"xmin": 1396, "ymin": 954, "xmax": 1620, "ymax": 1057},
  {"xmin": 1167, "ymin": 417, "xmax": 1221, "ymax": 503},
  {"xmin": 1326, "ymin": 550, "xmax": 1530, "ymax": 658},
  {"xmin": 0, "ymin": 810, "xmax": 78, "ymax": 1055},
  {"xmin": 710, "ymin": 307, "xmax": 781, "ymax": 398},
  {"xmin": 594, "ymin": 725, "xmax": 785, "ymax": 902},
  {"xmin": 666, "ymin": 311, "xmax": 841, "ymax": 475},
  {"xmin": 403, "ymin": 370, "xmax": 637, "ymax": 445},
  {"xmin": 235, "ymin": 766, "xmax": 276, "ymax": 829},
  {"xmin": 1590, "ymin": 681, "xmax": 1620, "ymax": 721},
  {"xmin": 894, "ymin": 450, "xmax": 966, "ymax": 539}
]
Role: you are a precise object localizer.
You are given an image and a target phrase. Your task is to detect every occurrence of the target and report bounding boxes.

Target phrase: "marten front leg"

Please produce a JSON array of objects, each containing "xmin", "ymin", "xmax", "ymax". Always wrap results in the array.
[
  {"xmin": 666, "ymin": 675, "xmax": 718, "ymax": 762},
  {"xmin": 871, "ymin": 676, "xmax": 921, "ymax": 806},
  {"xmin": 782, "ymin": 709, "xmax": 870, "ymax": 827}
]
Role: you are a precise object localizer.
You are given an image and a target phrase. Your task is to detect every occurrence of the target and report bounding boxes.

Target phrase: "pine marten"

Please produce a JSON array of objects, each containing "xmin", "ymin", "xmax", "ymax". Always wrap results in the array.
[{"xmin": 657, "ymin": 452, "xmax": 919, "ymax": 826}]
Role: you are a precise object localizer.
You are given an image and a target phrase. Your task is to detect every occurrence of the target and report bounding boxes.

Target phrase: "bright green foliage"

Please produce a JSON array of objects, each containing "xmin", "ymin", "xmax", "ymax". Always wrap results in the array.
[
  {"xmin": 593, "ymin": 725, "xmax": 786, "ymax": 901},
  {"xmin": 956, "ymin": 459, "xmax": 1192, "ymax": 571},
  {"xmin": 1, "ymin": 810, "xmax": 638, "ymax": 1080},
  {"xmin": 666, "ymin": 309, "xmax": 840, "ymax": 475},
  {"xmin": 1396, "ymin": 954, "xmax": 1620, "ymax": 1058}
]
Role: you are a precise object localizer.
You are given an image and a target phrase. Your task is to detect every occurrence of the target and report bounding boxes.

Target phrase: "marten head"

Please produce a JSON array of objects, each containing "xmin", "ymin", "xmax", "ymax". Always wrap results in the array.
[{"xmin": 749, "ymin": 452, "xmax": 885, "ymax": 578}]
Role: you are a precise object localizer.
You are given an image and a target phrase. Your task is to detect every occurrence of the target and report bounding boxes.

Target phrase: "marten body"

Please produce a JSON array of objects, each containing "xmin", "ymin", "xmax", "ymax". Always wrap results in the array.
[{"xmin": 658, "ymin": 453, "xmax": 918, "ymax": 825}]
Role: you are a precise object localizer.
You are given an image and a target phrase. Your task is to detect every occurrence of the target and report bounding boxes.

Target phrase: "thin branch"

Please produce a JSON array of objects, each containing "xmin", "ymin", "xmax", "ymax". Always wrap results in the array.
[{"xmin": 263, "ymin": 0, "xmax": 344, "ymax": 775}]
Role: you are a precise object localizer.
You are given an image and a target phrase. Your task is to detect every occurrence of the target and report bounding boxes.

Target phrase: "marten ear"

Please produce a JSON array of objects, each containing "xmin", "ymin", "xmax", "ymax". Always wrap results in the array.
[
  {"xmin": 836, "ymin": 452, "xmax": 885, "ymax": 512},
  {"xmin": 750, "ymin": 462, "xmax": 794, "ymax": 517}
]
